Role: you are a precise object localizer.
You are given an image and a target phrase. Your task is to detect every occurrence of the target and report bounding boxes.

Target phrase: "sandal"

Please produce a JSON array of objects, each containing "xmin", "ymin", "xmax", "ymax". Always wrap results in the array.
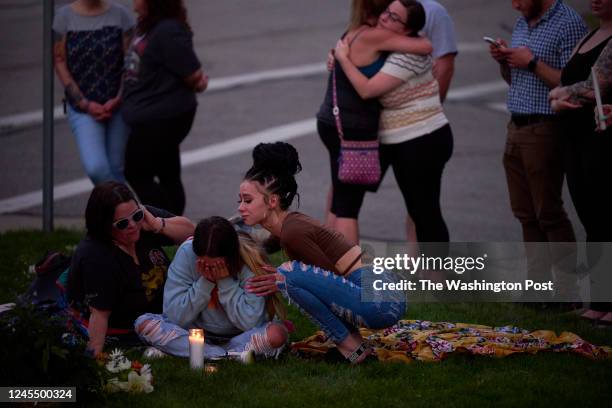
[
  {"xmin": 580, "ymin": 309, "xmax": 606, "ymax": 322},
  {"xmin": 596, "ymin": 312, "xmax": 612, "ymax": 329},
  {"xmin": 346, "ymin": 343, "xmax": 375, "ymax": 364}
]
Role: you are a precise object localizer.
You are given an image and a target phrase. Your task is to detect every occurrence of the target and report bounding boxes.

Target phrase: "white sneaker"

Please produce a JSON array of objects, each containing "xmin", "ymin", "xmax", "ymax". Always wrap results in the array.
[
  {"xmin": 243, "ymin": 332, "xmax": 284, "ymax": 360},
  {"xmin": 143, "ymin": 346, "xmax": 166, "ymax": 359},
  {"xmin": 226, "ymin": 350, "xmax": 255, "ymax": 364}
]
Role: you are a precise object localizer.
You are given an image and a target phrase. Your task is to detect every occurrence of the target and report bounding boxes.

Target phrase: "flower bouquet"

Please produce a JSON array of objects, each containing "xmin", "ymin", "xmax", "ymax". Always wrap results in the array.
[{"xmin": 98, "ymin": 349, "xmax": 154, "ymax": 394}]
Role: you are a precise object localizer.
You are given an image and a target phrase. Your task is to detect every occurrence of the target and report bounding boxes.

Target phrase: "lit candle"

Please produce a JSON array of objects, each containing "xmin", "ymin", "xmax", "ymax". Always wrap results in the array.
[
  {"xmin": 204, "ymin": 363, "xmax": 218, "ymax": 374},
  {"xmin": 188, "ymin": 329, "xmax": 205, "ymax": 370}
]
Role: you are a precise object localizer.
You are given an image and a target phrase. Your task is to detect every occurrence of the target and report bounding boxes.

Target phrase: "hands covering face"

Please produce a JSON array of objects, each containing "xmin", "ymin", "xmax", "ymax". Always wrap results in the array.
[{"xmin": 197, "ymin": 257, "xmax": 230, "ymax": 282}]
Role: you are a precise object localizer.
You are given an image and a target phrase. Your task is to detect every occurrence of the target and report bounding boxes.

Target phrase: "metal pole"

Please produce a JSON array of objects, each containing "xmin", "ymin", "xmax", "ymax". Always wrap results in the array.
[{"xmin": 43, "ymin": 0, "xmax": 54, "ymax": 232}]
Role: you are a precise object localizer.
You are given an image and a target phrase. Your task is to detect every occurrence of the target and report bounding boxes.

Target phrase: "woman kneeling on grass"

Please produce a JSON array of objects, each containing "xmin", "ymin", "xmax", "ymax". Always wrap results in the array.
[
  {"xmin": 67, "ymin": 181, "xmax": 195, "ymax": 356},
  {"xmin": 240, "ymin": 142, "xmax": 406, "ymax": 364},
  {"xmin": 135, "ymin": 216, "xmax": 288, "ymax": 360}
]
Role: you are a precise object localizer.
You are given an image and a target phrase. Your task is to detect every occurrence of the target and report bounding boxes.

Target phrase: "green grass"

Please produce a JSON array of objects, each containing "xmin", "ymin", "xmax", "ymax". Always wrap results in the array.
[{"xmin": 1, "ymin": 230, "xmax": 611, "ymax": 407}]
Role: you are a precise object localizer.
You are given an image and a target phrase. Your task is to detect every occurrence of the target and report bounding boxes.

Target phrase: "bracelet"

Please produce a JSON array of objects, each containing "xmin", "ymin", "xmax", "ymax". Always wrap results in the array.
[{"xmin": 154, "ymin": 217, "xmax": 166, "ymax": 234}]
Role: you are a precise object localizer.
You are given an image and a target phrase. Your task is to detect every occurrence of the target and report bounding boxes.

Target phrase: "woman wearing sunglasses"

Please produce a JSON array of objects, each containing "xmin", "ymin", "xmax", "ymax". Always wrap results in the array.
[{"xmin": 67, "ymin": 181, "xmax": 194, "ymax": 356}]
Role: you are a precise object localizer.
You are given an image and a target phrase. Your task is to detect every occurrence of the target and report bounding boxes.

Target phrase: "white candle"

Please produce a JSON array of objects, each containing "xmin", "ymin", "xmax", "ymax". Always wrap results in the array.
[{"xmin": 188, "ymin": 329, "xmax": 205, "ymax": 370}]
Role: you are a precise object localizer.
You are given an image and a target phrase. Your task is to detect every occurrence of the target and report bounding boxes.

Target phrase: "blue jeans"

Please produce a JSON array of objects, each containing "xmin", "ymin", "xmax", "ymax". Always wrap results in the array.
[
  {"xmin": 134, "ymin": 313, "xmax": 281, "ymax": 359},
  {"xmin": 276, "ymin": 261, "xmax": 406, "ymax": 343},
  {"xmin": 67, "ymin": 104, "xmax": 130, "ymax": 184}
]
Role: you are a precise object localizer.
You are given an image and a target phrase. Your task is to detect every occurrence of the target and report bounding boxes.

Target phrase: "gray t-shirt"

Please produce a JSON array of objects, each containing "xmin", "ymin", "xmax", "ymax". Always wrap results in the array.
[
  {"xmin": 53, "ymin": 2, "xmax": 134, "ymax": 34},
  {"xmin": 53, "ymin": 3, "xmax": 135, "ymax": 105},
  {"xmin": 420, "ymin": 0, "xmax": 458, "ymax": 59},
  {"xmin": 121, "ymin": 19, "xmax": 201, "ymax": 126}
]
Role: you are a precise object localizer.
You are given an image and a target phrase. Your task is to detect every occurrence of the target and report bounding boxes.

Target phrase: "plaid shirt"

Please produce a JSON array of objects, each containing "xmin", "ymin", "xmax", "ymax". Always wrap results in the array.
[{"xmin": 507, "ymin": 0, "xmax": 587, "ymax": 115}]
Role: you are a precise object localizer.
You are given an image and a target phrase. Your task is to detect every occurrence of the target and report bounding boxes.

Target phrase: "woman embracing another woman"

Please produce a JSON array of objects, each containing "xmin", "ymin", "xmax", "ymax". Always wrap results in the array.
[
  {"xmin": 318, "ymin": 0, "xmax": 433, "ymax": 244},
  {"xmin": 240, "ymin": 142, "xmax": 406, "ymax": 364},
  {"xmin": 334, "ymin": 0, "xmax": 453, "ymax": 253}
]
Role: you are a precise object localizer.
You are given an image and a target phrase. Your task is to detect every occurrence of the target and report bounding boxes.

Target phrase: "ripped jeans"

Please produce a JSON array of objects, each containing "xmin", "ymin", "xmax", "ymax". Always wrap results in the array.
[
  {"xmin": 134, "ymin": 313, "xmax": 281, "ymax": 359},
  {"xmin": 276, "ymin": 261, "xmax": 406, "ymax": 343}
]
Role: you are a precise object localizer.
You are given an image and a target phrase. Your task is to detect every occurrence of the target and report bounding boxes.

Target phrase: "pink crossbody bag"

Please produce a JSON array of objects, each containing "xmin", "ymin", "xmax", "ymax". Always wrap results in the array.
[{"xmin": 332, "ymin": 67, "xmax": 381, "ymax": 186}]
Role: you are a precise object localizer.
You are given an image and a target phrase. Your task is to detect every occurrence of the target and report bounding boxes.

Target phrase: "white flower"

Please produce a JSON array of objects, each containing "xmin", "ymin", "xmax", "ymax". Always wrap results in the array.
[
  {"xmin": 103, "ymin": 349, "xmax": 155, "ymax": 394},
  {"xmin": 140, "ymin": 364, "xmax": 152, "ymax": 379},
  {"xmin": 109, "ymin": 349, "xmax": 124, "ymax": 360},
  {"xmin": 105, "ymin": 354, "xmax": 132, "ymax": 373},
  {"xmin": 127, "ymin": 370, "xmax": 154, "ymax": 394}
]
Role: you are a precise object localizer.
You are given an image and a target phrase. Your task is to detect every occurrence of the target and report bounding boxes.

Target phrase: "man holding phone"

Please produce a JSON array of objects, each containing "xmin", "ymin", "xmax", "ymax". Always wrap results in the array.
[{"xmin": 488, "ymin": 0, "xmax": 586, "ymax": 293}]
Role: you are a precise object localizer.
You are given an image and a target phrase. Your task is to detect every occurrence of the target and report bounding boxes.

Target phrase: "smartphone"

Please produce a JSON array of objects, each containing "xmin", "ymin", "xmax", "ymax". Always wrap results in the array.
[{"xmin": 483, "ymin": 36, "xmax": 502, "ymax": 48}]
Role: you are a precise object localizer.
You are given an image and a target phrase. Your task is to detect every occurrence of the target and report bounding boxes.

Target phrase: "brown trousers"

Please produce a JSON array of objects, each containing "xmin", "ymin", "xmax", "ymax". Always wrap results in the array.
[{"xmin": 503, "ymin": 120, "xmax": 577, "ymax": 285}]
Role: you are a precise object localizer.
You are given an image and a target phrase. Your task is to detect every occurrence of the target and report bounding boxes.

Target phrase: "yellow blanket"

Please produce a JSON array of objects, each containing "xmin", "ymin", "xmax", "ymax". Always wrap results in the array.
[{"xmin": 291, "ymin": 320, "xmax": 612, "ymax": 363}]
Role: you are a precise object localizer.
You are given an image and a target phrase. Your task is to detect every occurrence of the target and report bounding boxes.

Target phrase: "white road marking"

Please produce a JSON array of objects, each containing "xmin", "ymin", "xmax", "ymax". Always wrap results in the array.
[
  {"xmin": 0, "ymin": 119, "xmax": 316, "ymax": 214},
  {"xmin": 457, "ymin": 42, "xmax": 489, "ymax": 53},
  {"xmin": 447, "ymin": 81, "xmax": 507, "ymax": 100},
  {"xmin": 0, "ymin": 41, "xmax": 495, "ymax": 134},
  {"xmin": 0, "ymin": 45, "xmax": 509, "ymax": 213},
  {"xmin": 487, "ymin": 102, "xmax": 509, "ymax": 113},
  {"xmin": 0, "ymin": 81, "xmax": 508, "ymax": 213},
  {"xmin": 0, "ymin": 64, "xmax": 326, "ymax": 134}
]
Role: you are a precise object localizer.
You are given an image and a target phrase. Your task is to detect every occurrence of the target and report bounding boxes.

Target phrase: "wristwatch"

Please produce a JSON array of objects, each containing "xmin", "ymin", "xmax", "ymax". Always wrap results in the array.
[{"xmin": 527, "ymin": 56, "xmax": 539, "ymax": 72}]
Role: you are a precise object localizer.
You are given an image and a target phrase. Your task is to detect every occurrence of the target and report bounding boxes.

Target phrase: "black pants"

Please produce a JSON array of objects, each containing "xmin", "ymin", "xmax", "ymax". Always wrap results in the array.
[
  {"xmin": 565, "ymin": 126, "xmax": 612, "ymax": 312},
  {"xmin": 318, "ymin": 120, "xmax": 376, "ymax": 218},
  {"xmin": 125, "ymin": 108, "xmax": 196, "ymax": 215},
  {"xmin": 380, "ymin": 124, "xmax": 453, "ymax": 244}
]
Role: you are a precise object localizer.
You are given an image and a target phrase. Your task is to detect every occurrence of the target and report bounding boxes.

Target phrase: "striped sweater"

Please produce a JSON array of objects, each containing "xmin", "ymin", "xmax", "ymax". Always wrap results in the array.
[{"xmin": 378, "ymin": 53, "xmax": 448, "ymax": 144}]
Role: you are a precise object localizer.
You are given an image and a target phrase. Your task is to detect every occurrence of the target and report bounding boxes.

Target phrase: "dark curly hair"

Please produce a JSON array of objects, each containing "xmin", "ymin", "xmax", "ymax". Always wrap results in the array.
[
  {"xmin": 137, "ymin": 0, "xmax": 190, "ymax": 34},
  {"xmin": 244, "ymin": 142, "xmax": 302, "ymax": 211},
  {"xmin": 399, "ymin": 0, "xmax": 426, "ymax": 37},
  {"xmin": 85, "ymin": 181, "xmax": 138, "ymax": 244},
  {"xmin": 192, "ymin": 216, "xmax": 242, "ymax": 279}
]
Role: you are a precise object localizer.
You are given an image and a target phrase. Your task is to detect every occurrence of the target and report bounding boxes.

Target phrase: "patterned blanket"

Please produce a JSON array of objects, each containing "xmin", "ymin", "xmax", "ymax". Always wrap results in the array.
[{"xmin": 290, "ymin": 320, "xmax": 612, "ymax": 363}]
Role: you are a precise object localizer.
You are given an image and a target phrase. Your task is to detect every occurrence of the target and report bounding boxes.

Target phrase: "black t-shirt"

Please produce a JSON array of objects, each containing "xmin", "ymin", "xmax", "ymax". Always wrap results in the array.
[
  {"xmin": 560, "ymin": 31, "xmax": 611, "ymax": 133},
  {"xmin": 67, "ymin": 206, "xmax": 175, "ymax": 329},
  {"xmin": 122, "ymin": 19, "xmax": 201, "ymax": 126}
]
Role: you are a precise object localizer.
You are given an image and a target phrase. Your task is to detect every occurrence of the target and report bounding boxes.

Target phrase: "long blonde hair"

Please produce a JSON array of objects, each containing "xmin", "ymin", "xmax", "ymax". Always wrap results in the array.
[
  {"xmin": 238, "ymin": 232, "xmax": 287, "ymax": 320},
  {"xmin": 348, "ymin": 0, "xmax": 393, "ymax": 30}
]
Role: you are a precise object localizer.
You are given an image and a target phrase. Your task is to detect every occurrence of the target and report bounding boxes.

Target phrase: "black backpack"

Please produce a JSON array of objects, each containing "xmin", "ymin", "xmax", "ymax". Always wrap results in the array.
[{"xmin": 20, "ymin": 251, "xmax": 71, "ymax": 309}]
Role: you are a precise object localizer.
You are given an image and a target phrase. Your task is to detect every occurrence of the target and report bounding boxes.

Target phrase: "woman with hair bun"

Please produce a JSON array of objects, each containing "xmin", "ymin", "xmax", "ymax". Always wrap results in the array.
[{"xmin": 240, "ymin": 142, "xmax": 405, "ymax": 364}]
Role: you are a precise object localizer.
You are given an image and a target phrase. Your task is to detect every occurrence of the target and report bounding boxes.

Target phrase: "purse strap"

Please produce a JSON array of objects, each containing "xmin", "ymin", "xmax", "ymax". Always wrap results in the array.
[
  {"xmin": 332, "ymin": 67, "xmax": 345, "ymax": 141},
  {"xmin": 332, "ymin": 26, "xmax": 369, "ymax": 142}
]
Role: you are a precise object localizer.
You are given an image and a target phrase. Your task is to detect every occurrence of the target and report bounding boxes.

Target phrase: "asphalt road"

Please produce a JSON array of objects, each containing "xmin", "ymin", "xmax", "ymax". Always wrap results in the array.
[{"xmin": 0, "ymin": 0, "xmax": 590, "ymax": 242}]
